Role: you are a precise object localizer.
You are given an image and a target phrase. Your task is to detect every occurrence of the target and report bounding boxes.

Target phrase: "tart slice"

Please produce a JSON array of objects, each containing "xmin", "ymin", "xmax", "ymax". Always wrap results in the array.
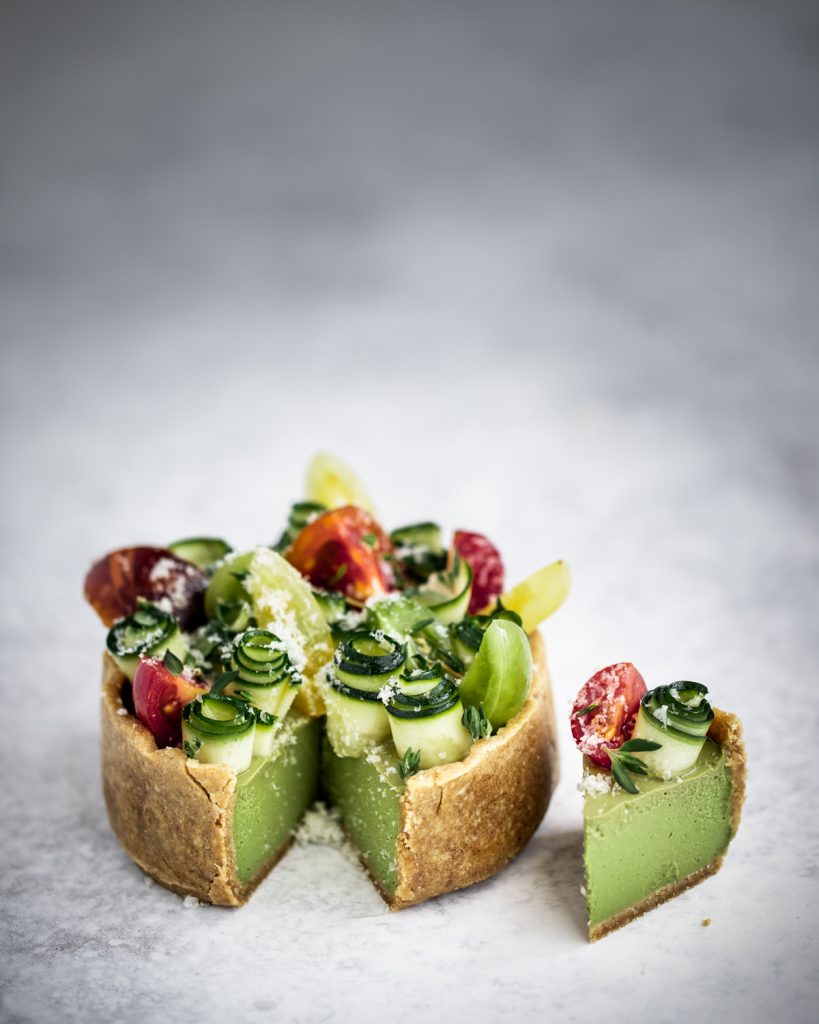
[{"xmin": 571, "ymin": 664, "xmax": 746, "ymax": 940}]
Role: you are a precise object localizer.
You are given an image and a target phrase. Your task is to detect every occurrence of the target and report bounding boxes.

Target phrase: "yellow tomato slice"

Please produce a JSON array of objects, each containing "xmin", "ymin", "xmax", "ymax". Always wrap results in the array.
[
  {"xmin": 304, "ymin": 452, "xmax": 376, "ymax": 515},
  {"xmin": 490, "ymin": 560, "xmax": 571, "ymax": 634}
]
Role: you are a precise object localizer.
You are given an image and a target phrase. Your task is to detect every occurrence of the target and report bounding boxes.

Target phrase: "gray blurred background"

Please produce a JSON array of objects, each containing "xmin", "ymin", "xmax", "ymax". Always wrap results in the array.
[{"xmin": 2, "ymin": 1, "xmax": 818, "ymax": 1022}]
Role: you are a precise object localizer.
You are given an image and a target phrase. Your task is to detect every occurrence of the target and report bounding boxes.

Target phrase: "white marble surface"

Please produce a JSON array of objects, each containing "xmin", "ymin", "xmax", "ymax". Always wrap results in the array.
[{"xmin": 2, "ymin": 1, "xmax": 818, "ymax": 1022}]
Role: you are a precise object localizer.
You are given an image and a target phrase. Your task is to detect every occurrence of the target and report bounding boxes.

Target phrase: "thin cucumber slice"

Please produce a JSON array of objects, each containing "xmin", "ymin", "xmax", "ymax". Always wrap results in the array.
[
  {"xmin": 413, "ymin": 555, "xmax": 473, "ymax": 626},
  {"xmin": 204, "ymin": 551, "xmax": 254, "ymax": 624},
  {"xmin": 167, "ymin": 537, "xmax": 232, "ymax": 571},
  {"xmin": 252, "ymin": 709, "xmax": 280, "ymax": 758}
]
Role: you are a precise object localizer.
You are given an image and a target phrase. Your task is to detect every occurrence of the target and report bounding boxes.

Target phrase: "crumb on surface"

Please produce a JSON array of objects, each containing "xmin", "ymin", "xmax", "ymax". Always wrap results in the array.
[{"xmin": 702, "ymin": 918, "xmax": 711, "ymax": 927}]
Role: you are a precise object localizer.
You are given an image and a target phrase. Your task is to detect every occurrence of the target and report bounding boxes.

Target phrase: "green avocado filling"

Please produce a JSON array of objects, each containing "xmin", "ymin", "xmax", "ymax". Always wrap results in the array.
[
  {"xmin": 233, "ymin": 713, "xmax": 321, "ymax": 884},
  {"xmin": 583, "ymin": 738, "xmax": 733, "ymax": 929},
  {"xmin": 322, "ymin": 738, "xmax": 405, "ymax": 895}
]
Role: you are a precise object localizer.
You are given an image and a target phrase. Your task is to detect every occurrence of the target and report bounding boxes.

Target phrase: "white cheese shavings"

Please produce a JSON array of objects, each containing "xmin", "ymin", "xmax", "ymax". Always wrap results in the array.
[
  {"xmin": 116, "ymin": 707, "xmax": 129, "ymax": 717},
  {"xmin": 579, "ymin": 772, "xmax": 614, "ymax": 796},
  {"xmin": 182, "ymin": 895, "xmax": 200, "ymax": 909}
]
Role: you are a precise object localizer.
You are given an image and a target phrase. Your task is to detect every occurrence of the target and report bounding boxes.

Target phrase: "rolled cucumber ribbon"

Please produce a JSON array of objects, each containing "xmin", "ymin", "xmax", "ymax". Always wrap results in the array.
[
  {"xmin": 324, "ymin": 632, "xmax": 406, "ymax": 758},
  {"xmin": 387, "ymin": 679, "xmax": 472, "ymax": 770},
  {"xmin": 181, "ymin": 694, "xmax": 256, "ymax": 773},
  {"xmin": 631, "ymin": 682, "xmax": 714, "ymax": 777},
  {"xmin": 106, "ymin": 601, "xmax": 187, "ymax": 681},
  {"xmin": 335, "ymin": 630, "xmax": 406, "ymax": 690},
  {"xmin": 226, "ymin": 628, "xmax": 302, "ymax": 719}
]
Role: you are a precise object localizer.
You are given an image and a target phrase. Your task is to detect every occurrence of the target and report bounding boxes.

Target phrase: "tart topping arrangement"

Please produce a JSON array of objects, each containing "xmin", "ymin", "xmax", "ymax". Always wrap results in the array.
[{"xmin": 86, "ymin": 452, "xmax": 570, "ymax": 780}]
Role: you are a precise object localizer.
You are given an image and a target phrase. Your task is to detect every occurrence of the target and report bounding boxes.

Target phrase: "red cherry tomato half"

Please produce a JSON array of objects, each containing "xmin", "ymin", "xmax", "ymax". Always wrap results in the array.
[
  {"xmin": 453, "ymin": 530, "xmax": 505, "ymax": 614},
  {"xmin": 84, "ymin": 546, "xmax": 207, "ymax": 630},
  {"xmin": 570, "ymin": 662, "xmax": 647, "ymax": 767},
  {"xmin": 286, "ymin": 505, "xmax": 392, "ymax": 603},
  {"xmin": 132, "ymin": 657, "xmax": 208, "ymax": 748}
]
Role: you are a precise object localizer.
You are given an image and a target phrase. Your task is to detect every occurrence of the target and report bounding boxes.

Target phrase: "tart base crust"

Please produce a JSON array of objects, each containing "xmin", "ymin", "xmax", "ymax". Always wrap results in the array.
[
  {"xmin": 587, "ymin": 707, "xmax": 746, "ymax": 941},
  {"xmin": 390, "ymin": 629, "xmax": 558, "ymax": 909}
]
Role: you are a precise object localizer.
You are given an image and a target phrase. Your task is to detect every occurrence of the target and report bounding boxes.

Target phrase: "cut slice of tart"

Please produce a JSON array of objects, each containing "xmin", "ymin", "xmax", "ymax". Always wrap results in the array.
[
  {"xmin": 571, "ymin": 665, "xmax": 746, "ymax": 941},
  {"xmin": 101, "ymin": 653, "xmax": 321, "ymax": 905}
]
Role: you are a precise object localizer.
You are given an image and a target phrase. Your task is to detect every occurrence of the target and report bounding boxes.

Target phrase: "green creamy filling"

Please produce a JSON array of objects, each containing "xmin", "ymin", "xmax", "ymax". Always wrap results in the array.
[
  {"xmin": 322, "ymin": 738, "xmax": 405, "ymax": 894},
  {"xmin": 583, "ymin": 739, "xmax": 733, "ymax": 928},
  {"xmin": 233, "ymin": 713, "xmax": 321, "ymax": 884}
]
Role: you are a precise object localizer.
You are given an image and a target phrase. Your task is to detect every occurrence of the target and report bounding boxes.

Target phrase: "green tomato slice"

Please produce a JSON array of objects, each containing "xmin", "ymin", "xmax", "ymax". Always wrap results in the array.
[
  {"xmin": 458, "ymin": 619, "xmax": 532, "ymax": 729},
  {"xmin": 245, "ymin": 547, "xmax": 334, "ymax": 686}
]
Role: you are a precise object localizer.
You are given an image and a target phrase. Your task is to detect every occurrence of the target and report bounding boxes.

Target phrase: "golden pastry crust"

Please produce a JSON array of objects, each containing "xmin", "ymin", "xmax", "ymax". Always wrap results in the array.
[
  {"xmin": 101, "ymin": 654, "xmax": 290, "ymax": 906},
  {"xmin": 588, "ymin": 707, "xmax": 746, "ymax": 941},
  {"xmin": 390, "ymin": 630, "xmax": 558, "ymax": 909}
]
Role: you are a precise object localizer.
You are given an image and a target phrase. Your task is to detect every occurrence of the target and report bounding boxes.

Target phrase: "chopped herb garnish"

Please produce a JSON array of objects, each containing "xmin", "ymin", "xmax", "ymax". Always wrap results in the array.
[
  {"xmin": 608, "ymin": 738, "xmax": 662, "ymax": 793},
  {"xmin": 327, "ymin": 563, "xmax": 348, "ymax": 586},
  {"xmin": 398, "ymin": 748, "xmax": 421, "ymax": 780},
  {"xmin": 462, "ymin": 704, "xmax": 492, "ymax": 740},
  {"xmin": 575, "ymin": 702, "xmax": 600, "ymax": 717},
  {"xmin": 163, "ymin": 648, "xmax": 184, "ymax": 674},
  {"xmin": 361, "ymin": 532, "xmax": 377, "ymax": 548},
  {"xmin": 183, "ymin": 737, "xmax": 201, "ymax": 759}
]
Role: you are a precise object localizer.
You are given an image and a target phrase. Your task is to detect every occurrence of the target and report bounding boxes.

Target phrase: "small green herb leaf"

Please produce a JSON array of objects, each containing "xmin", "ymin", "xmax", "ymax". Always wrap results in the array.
[
  {"xmin": 462, "ymin": 703, "xmax": 492, "ymax": 740},
  {"xmin": 327, "ymin": 563, "xmax": 348, "ymax": 586},
  {"xmin": 183, "ymin": 737, "xmax": 201, "ymax": 759},
  {"xmin": 619, "ymin": 738, "xmax": 662, "ymax": 753},
  {"xmin": 163, "ymin": 648, "xmax": 184, "ymax": 674},
  {"xmin": 575, "ymin": 702, "xmax": 600, "ymax": 717},
  {"xmin": 361, "ymin": 532, "xmax": 377, "ymax": 548},
  {"xmin": 398, "ymin": 748, "xmax": 421, "ymax": 780},
  {"xmin": 610, "ymin": 756, "xmax": 639, "ymax": 794}
]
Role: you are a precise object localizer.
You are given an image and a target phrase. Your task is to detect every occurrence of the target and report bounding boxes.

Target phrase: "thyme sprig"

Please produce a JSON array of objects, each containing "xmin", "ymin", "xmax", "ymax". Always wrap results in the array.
[
  {"xmin": 398, "ymin": 748, "xmax": 421, "ymax": 780},
  {"xmin": 608, "ymin": 738, "xmax": 662, "ymax": 794},
  {"xmin": 462, "ymin": 703, "xmax": 492, "ymax": 740}
]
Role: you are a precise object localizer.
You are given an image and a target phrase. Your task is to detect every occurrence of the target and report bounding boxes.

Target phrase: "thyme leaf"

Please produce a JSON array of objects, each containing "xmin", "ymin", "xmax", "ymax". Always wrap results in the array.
[
  {"xmin": 398, "ymin": 748, "xmax": 421, "ymax": 780},
  {"xmin": 575, "ymin": 702, "xmax": 600, "ymax": 717},
  {"xmin": 183, "ymin": 737, "xmax": 201, "ymax": 759},
  {"xmin": 163, "ymin": 648, "xmax": 184, "ymax": 674},
  {"xmin": 462, "ymin": 703, "xmax": 492, "ymax": 740}
]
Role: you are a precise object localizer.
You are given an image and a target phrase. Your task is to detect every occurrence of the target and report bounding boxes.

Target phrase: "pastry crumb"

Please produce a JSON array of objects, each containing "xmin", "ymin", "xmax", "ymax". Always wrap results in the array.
[{"xmin": 702, "ymin": 918, "xmax": 711, "ymax": 927}]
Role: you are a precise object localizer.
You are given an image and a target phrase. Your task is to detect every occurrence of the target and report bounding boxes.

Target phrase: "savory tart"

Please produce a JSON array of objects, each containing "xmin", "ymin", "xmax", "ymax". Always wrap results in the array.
[
  {"xmin": 87, "ymin": 454, "xmax": 568, "ymax": 908},
  {"xmin": 571, "ymin": 664, "xmax": 746, "ymax": 940}
]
